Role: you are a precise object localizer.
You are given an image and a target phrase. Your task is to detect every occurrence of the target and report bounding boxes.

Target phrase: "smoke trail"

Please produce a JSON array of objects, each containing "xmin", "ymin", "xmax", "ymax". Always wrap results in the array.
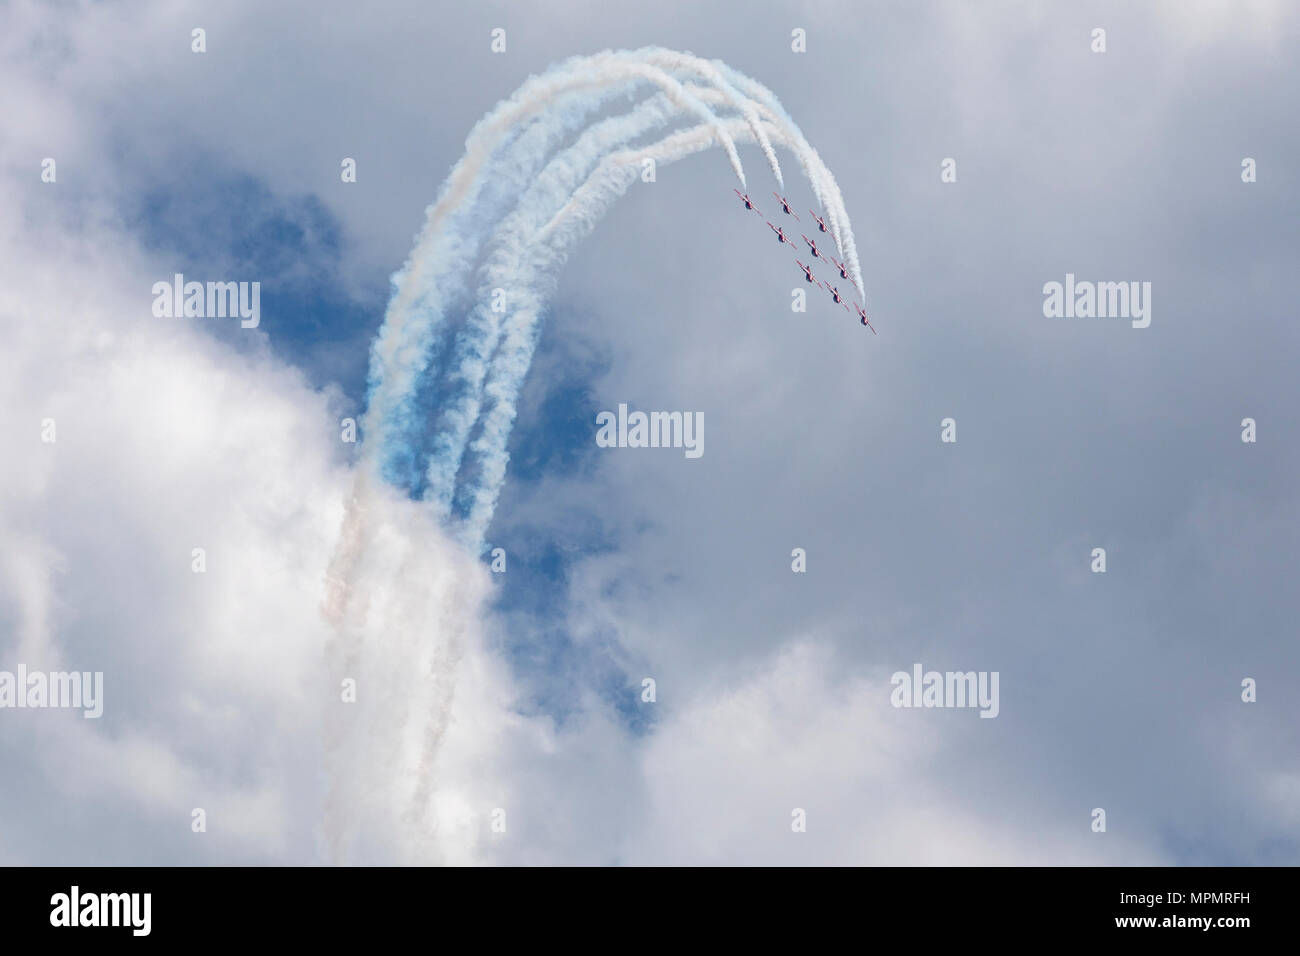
[
  {"xmin": 718, "ymin": 63, "xmax": 865, "ymax": 297},
  {"xmin": 323, "ymin": 52, "xmax": 868, "ymax": 855},
  {"xmin": 455, "ymin": 116, "xmax": 826, "ymax": 546},
  {"xmin": 364, "ymin": 47, "xmax": 808, "ymax": 466},
  {"xmin": 422, "ymin": 86, "xmax": 737, "ymax": 515},
  {"xmin": 364, "ymin": 53, "xmax": 756, "ymax": 487},
  {"xmin": 323, "ymin": 54, "xmax": 754, "ymax": 853},
  {"xmin": 387, "ymin": 88, "xmax": 757, "ymax": 504},
  {"xmin": 639, "ymin": 49, "xmax": 786, "ymax": 190},
  {"xmin": 362, "ymin": 45, "xmax": 866, "ymax": 547},
  {"xmin": 371, "ymin": 52, "xmax": 863, "ymax": 543},
  {"xmin": 407, "ymin": 77, "xmax": 859, "ymax": 527},
  {"xmin": 321, "ymin": 473, "xmax": 486, "ymax": 864}
]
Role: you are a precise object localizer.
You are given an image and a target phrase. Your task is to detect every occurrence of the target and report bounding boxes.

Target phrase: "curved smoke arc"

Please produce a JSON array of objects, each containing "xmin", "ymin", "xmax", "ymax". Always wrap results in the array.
[
  {"xmin": 321, "ymin": 49, "xmax": 868, "ymax": 855},
  {"xmin": 363, "ymin": 47, "xmax": 865, "ymax": 546}
]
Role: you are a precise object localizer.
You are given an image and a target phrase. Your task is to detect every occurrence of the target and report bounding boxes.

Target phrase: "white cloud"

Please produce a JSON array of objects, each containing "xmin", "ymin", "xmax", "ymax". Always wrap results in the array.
[
  {"xmin": 622, "ymin": 641, "xmax": 1162, "ymax": 864},
  {"xmin": 1, "ymin": 0, "xmax": 1294, "ymax": 866}
]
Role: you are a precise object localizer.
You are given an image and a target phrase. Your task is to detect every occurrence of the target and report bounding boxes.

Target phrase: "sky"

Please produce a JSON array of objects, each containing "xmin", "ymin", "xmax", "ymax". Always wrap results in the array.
[{"xmin": 0, "ymin": 0, "xmax": 1297, "ymax": 865}]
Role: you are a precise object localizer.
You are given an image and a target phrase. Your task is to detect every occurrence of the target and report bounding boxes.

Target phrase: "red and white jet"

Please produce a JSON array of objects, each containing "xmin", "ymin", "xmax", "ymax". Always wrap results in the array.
[
  {"xmin": 825, "ymin": 284, "xmax": 851, "ymax": 312},
  {"xmin": 772, "ymin": 193, "xmax": 800, "ymax": 219},
  {"xmin": 795, "ymin": 259, "xmax": 821, "ymax": 286},
  {"xmin": 802, "ymin": 234, "xmax": 828, "ymax": 260},
  {"xmin": 853, "ymin": 302, "xmax": 877, "ymax": 334},
  {"xmin": 829, "ymin": 256, "xmax": 860, "ymax": 292},
  {"xmin": 767, "ymin": 222, "xmax": 795, "ymax": 244},
  {"xmin": 733, "ymin": 189, "xmax": 761, "ymax": 213},
  {"xmin": 809, "ymin": 210, "xmax": 828, "ymax": 233}
]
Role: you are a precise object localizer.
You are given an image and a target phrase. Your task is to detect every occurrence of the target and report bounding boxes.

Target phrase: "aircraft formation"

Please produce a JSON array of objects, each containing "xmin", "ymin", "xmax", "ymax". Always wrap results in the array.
[{"xmin": 734, "ymin": 189, "xmax": 875, "ymax": 334}]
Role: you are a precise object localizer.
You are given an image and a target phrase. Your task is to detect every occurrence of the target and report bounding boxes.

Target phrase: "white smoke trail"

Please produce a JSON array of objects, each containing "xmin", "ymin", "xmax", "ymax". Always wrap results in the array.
[
  {"xmin": 324, "ymin": 53, "xmax": 763, "ymax": 853},
  {"xmin": 639, "ymin": 49, "xmax": 786, "ymax": 191},
  {"xmin": 416, "ymin": 74, "xmax": 864, "ymax": 529},
  {"xmin": 361, "ymin": 47, "xmax": 866, "ymax": 543},
  {"xmin": 455, "ymin": 116, "xmax": 842, "ymax": 545},
  {"xmin": 324, "ymin": 53, "xmax": 868, "ymax": 852},
  {"xmin": 718, "ymin": 63, "xmax": 865, "ymax": 297},
  {"xmin": 409, "ymin": 53, "xmax": 805, "ymax": 512},
  {"xmin": 387, "ymin": 64, "xmax": 863, "ymax": 543},
  {"xmin": 321, "ymin": 472, "xmax": 487, "ymax": 864},
  {"xmin": 364, "ymin": 52, "xmax": 759, "ymax": 484},
  {"xmin": 422, "ymin": 86, "xmax": 738, "ymax": 515},
  {"xmin": 364, "ymin": 48, "xmax": 814, "ymax": 473}
]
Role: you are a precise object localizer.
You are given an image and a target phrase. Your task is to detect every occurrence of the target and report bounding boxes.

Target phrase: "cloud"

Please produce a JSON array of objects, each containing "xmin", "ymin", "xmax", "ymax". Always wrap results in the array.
[
  {"xmin": 1, "ymin": 0, "xmax": 1296, "ymax": 866},
  {"xmin": 623, "ymin": 641, "xmax": 1162, "ymax": 864},
  {"xmin": 0, "ymin": 226, "xmax": 333, "ymax": 861}
]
